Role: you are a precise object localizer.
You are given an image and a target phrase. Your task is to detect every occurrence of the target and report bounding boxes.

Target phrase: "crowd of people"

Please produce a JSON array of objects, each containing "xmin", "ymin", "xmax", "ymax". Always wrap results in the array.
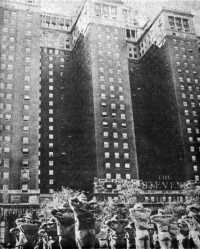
[{"xmin": 5, "ymin": 191, "xmax": 200, "ymax": 249}]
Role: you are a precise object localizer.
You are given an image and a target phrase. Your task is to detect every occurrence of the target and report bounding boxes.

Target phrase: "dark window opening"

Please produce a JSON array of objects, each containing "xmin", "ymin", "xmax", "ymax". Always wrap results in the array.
[{"xmin": 126, "ymin": 29, "xmax": 131, "ymax": 38}]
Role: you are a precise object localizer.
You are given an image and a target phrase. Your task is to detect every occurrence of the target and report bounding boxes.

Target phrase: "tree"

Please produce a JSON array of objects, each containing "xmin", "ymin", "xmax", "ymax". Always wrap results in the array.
[
  {"xmin": 40, "ymin": 187, "xmax": 81, "ymax": 218},
  {"xmin": 181, "ymin": 180, "xmax": 200, "ymax": 204},
  {"xmin": 117, "ymin": 179, "xmax": 145, "ymax": 205}
]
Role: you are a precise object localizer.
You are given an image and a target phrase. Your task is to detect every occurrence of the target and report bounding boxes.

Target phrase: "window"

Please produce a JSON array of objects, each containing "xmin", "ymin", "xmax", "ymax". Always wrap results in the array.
[
  {"xmin": 24, "ymin": 105, "xmax": 29, "ymax": 111},
  {"xmin": 125, "ymin": 163, "xmax": 130, "ymax": 169},
  {"xmin": 119, "ymin": 86, "xmax": 123, "ymax": 92},
  {"xmin": 192, "ymin": 156, "xmax": 197, "ymax": 162},
  {"xmin": 123, "ymin": 143, "xmax": 129, "ymax": 149},
  {"xmin": 111, "ymin": 6, "xmax": 117, "ymax": 17},
  {"xmin": 22, "ymin": 148, "xmax": 29, "ymax": 153},
  {"xmin": 3, "ymin": 185, "xmax": 8, "ymax": 191},
  {"xmin": 49, "ymin": 143, "xmax": 53, "ymax": 148},
  {"xmin": 183, "ymin": 102, "xmax": 187, "ymax": 107},
  {"xmin": 104, "ymin": 142, "xmax": 109, "ymax": 148},
  {"xmin": 119, "ymin": 95, "xmax": 124, "ymax": 101},
  {"xmin": 126, "ymin": 174, "xmax": 131, "ymax": 180},
  {"xmin": 49, "ymin": 134, "xmax": 54, "ymax": 140},
  {"xmin": 6, "ymin": 93, "xmax": 12, "ymax": 99},
  {"xmin": 109, "ymin": 77, "xmax": 114, "ymax": 83},
  {"xmin": 186, "ymin": 78, "xmax": 191, "ymax": 83},
  {"xmin": 111, "ymin": 103, "xmax": 116, "ymax": 110},
  {"xmin": 25, "ymin": 57, "xmax": 31, "ymax": 63},
  {"xmin": 100, "ymin": 76, "xmax": 105, "ymax": 82},
  {"xmin": 5, "ymin": 125, "xmax": 11, "ymax": 131},
  {"xmin": 103, "ymin": 131, "xmax": 109, "ymax": 138},
  {"xmin": 99, "ymin": 67, "xmax": 104, "ymax": 73},
  {"xmin": 179, "ymin": 77, "xmax": 184, "ymax": 82},
  {"xmin": 0, "ymin": 83, "xmax": 5, "ymax": 90},
  {"xmin": 108, "ymin": 69, "xmax": 113, "ymax": 74},
  {"xmin": 124, "ymin": 153, "xmax": 129, "ymax": 159},
  {"xmin": 24, "ymin": 75, "xmax": 30, "ymax": 82},
  {"xmin": 101, "ymin": 85, "xmax": 106, "ymax": 90},
  {"xmin": 4, "ymin": 147, "xmax": 10, "ymax": 153},
  {"xmin": 24, "ymin": 95, "xmax": 30, "ymax": 100},
  {"xmin": 49, "ymin": 170, "xmax": 54, "ymax": 176},
  {"xmin": 193, "ymin": 165, "xmax": 198, "ymax": 172},
  {"xmin": 101, "ymin": 93, "xmax": 106, "ymax": 99},
  {"xmin": 122, "ymin": 133, "xmax": 128, "ymax": 139},
  {"xmin": 105, "ymin": 152, "xmax": 110, "ymax": 159},
  {"xmin": 190, "ymin": 146, "xmax": 195, "ymax": 152},
  {"xmin": 192, "ymin": 111, "xmax": 197, "ymax": 116},
  {"xmin": 102, "ymin": 111, "xmax": 108, "ymax": 117},
  {"xmin": 4, "ymin": 136, "xmax": 11, "ymax": 142},
  {"xmin": 49, "ymin": 117, "xmax": 53, "ymax": 123},
  {"xmin": 113, "ymin": 132, "xmax": 118, "ymax": 139},
  {"xmin": 189, "ymin": 137, "xmax": 193, "ymax": 142},
  {"xmin": 23, "ymin": 126, "xmax": 29, "ymax": 131},
  {"xmin": 102, "ymin": 121, "xmax": 108, "ymax": 126},
  {"xmin": 105, "ymin": 162, "xmax": 110, "ymax": 169},
  {"xmin": 112, "ymin": 122, "xmax": 117, "ymax": 128},
  {"xmin": 23, "ymin": 115, "xmax": 29, "ymax": 121},
  {"xmin": 22, "ymin": 137, "xmax": 29, "ymax": 144},
  {"xmin": 22, "ymin": 159, "xmax": 29, "ymax": 166},
  {"xmin": 110, "ymin": 86, "xmax": 114, "ymax": 91},
  {"xmin": 21, "ymin": 170, "xmax": 29, "ymax": 179},
  {"xmin": 114, "ymin": 142, "xmax": 119, "ymax": 149},
  {"xmin": 48, "ymin": 109, "xmax": 53, "ymax": 114},
  {"xmin": 116, "ymin": 173, "xmax": 121, "ymax": 179},
  {"xmin": 121, "ymin": 114, "xmax": 126, "ymax": 120},
  {"xmin": 49, "ymin": 93, "xmax": 54, "ymax": 99},
  {"xmin": 49, "ymin": 152, "xmax": 53, "ymax": 157},
  {"xmin": 49, "ymin": 179, "xmax": 54, "ymax": 185},
  {"xmin": 115, "ymin": 163, "xmax": 120, "ymax": 168},
  {"xmin": 106, "ymin": 173, "xmax": 111, "ymax": 179},
  {"xmin": 5, "ymin": 114, "xmax": 11, "ymax": 120},
  {"xmin": 49, "ymin": 160, "xmax": 54, "ymax": 166},
  {"xmin": 7, "ymin": 83, "xmax": 12, "ymax": 90},
  {"xmin": 24, "ymin": 85, "xmax": 30, "ymax": 91},
  {"xmin": 188, "ymin": 86, "xmax": 192, "ymax": 91},
  {"xmin": 114, "ymin": 152, "xmax": 120, "ymax": 159},
  {"xmin": 49, "ymin": 189, "xmax": 54, "ymax": 194}
]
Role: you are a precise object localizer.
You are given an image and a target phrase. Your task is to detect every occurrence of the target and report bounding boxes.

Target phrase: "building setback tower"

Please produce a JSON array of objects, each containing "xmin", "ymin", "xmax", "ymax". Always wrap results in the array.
[
  {"xmin": 0, "ymin": 0, "xmax": 41, "ymax": 204},
  {"xmin": 76, "ymin": 0, "xmax": 139, "ymax": 181},
  {"xmin": 129, "ymin": 9, "xmax": 200, "ymax": 190}
]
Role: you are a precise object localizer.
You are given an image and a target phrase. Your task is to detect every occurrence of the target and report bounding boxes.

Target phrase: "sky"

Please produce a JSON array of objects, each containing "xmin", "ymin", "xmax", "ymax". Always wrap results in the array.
[{"xmin": 40, "ymin": 0, "xmax": 200, "ymax": 34}]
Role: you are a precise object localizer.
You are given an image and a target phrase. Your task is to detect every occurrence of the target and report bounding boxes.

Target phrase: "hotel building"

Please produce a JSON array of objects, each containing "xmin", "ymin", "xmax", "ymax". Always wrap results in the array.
[{"xmin": 0, "ymin": 0, "xmax": 199, "ymax": 207}]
